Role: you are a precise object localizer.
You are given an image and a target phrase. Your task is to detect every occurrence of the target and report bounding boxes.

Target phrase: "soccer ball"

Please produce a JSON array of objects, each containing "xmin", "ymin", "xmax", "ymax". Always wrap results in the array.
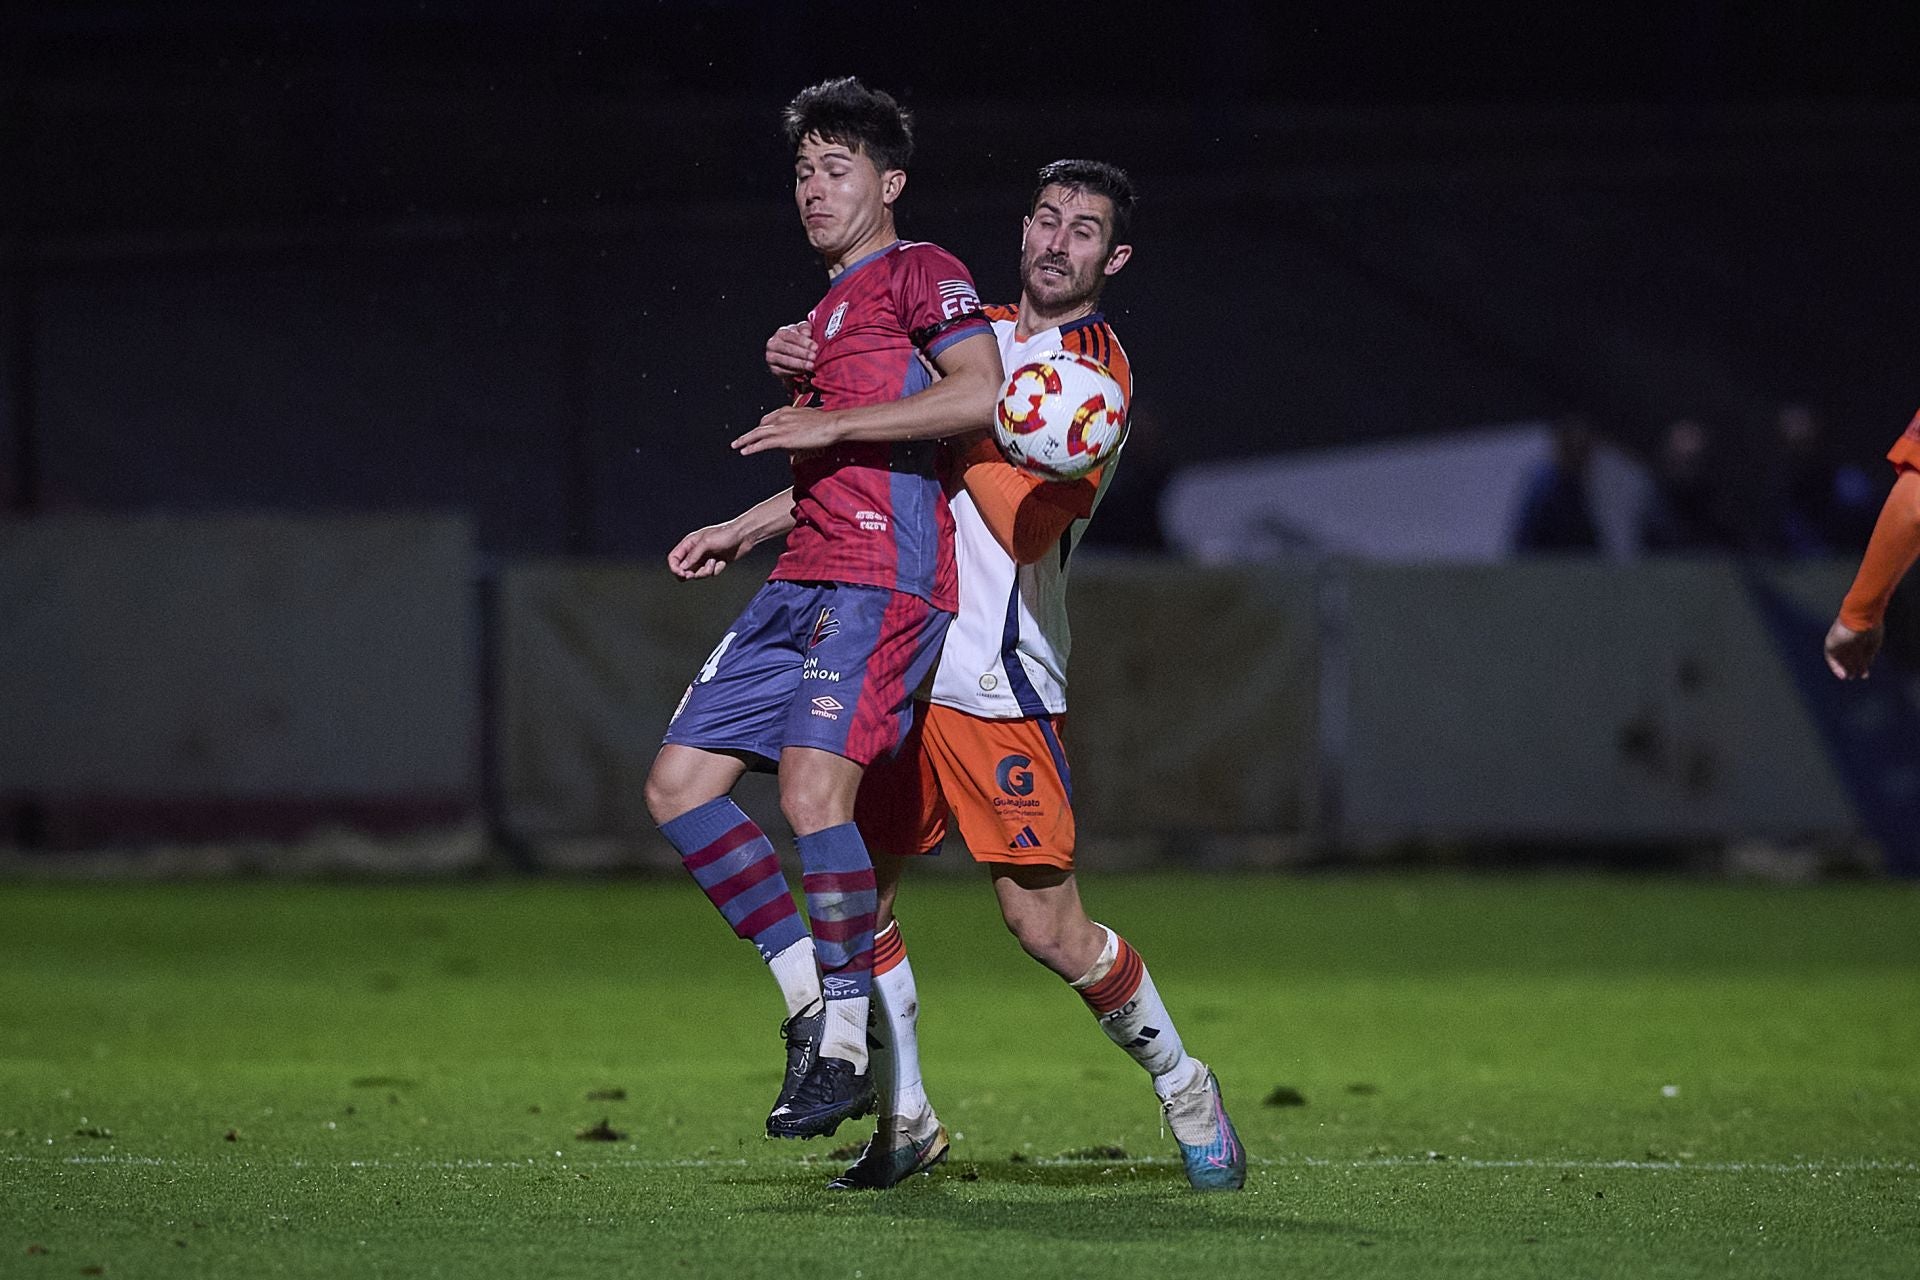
[{"xmin": 993, "ymin": 350, "xmax": 1128, "ymax": 481}]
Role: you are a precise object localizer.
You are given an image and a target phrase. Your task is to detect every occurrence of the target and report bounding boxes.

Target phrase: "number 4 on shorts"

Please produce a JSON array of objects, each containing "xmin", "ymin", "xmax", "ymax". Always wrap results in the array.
[{"xmin": 699, "ymin": 631, "xmax": 738, "ymax": 684}]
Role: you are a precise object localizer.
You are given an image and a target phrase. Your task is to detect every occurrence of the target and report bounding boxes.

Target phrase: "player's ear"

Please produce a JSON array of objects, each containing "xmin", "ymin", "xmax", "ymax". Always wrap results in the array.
[
  {"xmin": 1103, "ymin": 243, "xmax": 1133, "ymax": 277},
  {"xmin": 880, "ymin": 168, "xmax": 907, "ymax": 206}
]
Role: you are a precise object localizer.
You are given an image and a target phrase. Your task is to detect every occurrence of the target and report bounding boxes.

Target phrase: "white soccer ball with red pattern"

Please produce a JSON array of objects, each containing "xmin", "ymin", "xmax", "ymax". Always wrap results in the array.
[{"xmin": 993, "ymin": 350, "xmax": 1128, "ymax": 481}]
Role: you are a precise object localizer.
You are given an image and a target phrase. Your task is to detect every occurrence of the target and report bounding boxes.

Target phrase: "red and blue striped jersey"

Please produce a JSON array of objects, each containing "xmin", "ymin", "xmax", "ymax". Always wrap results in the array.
[{"xmin": 770, "ymin": 240, "xmax": 991, "ymax": 612}]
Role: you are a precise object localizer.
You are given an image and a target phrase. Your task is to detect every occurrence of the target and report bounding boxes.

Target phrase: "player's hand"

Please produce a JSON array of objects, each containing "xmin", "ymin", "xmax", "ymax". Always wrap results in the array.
[
  {"xmin": 765, "ymin": 322, "xmax": 817, "ymax": 382},
  {"xmin": 732, "ymin": 405, "xmax": 842, "ymax": 456},
  {"xmin": 667, "ymin": 521, "xmax": 752, "ymax": 580},
  {"xmin": 1824, "ymin": 618, "xmax": 1884, "ymax": 680}
]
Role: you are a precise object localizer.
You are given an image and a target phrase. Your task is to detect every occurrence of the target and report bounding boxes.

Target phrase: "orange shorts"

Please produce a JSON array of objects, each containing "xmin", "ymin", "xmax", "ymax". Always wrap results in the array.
[{"xmin": 855, "ymin": 701, "xmax": 1076, "ymax": 869}]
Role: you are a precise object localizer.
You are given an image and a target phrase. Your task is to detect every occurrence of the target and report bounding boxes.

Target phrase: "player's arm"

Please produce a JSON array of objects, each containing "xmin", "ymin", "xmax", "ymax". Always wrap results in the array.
[
  {"xmin": 666, "ymin": 487, "xmax": 796, "ymax": 581},
  {"xmin": 733, "ymin": 330, "xmax": 1003, "ymax": 455},
  {"xmin": 1825, "ymin": 467, "xmax": 1920, "ymax": 679},
  {"xmin": 951, "ymin": 432, "xmax": 1099, "ymax": 565}
]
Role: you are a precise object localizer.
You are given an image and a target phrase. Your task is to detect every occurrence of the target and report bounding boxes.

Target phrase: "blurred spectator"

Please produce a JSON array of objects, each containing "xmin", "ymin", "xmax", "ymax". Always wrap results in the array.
[
  {"xmin": 1638, "ymin": 418, "xmax": 1740, "ymax": 553},
  {"xmin": 1085, "ymin": 396, "xmax": 1172, "ymax": 554},
  {"xmin": 1511, "ymin": 415, "xmax": 1602, "ymax": 553},
  {"xmin": 1767, "ymin": 401, "xmax": 1879, "ymax": 557}
]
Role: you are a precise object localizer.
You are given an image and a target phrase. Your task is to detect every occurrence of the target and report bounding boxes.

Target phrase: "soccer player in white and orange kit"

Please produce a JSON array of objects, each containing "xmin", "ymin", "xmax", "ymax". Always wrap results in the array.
[{"xmin": 769, "ymin": 160, "xmax": 1246, "ymax": 1191}]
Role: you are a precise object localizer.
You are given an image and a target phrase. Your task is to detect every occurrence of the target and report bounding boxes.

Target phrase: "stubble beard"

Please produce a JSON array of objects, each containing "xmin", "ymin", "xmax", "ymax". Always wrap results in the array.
[{"xmin": 1022, "ymin": 252, "xmax": 1097, "ymax": 314}]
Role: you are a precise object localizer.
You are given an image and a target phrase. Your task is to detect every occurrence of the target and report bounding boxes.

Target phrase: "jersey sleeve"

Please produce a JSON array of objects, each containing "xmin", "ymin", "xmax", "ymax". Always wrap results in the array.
[
  {"xmin": 893, "ymin": 244, "xmax": 992, "ymax": 360},
  {"xmin": 1889, "ymin": 409, "xmax": 1920, "ymax": 473},
  {"xmin": 1838, "ymin": 467, "xmax": 1920, "ymax": 631},
  {"xmin": 954, "ymin": 431, "xmax": 1100, "ymax": 565}
]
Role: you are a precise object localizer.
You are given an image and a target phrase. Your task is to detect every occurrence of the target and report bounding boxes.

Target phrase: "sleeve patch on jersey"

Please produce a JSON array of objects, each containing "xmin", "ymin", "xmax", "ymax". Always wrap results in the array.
[{"xmin": 938, "ymin": 279, "xmax": 981, "ymax": 319}]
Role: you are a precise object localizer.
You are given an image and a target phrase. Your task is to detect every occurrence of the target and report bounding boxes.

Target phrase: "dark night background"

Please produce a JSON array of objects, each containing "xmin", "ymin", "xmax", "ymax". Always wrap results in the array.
[{"xmin": 3, "ymin": 2, "xmax": 1918, "ymax": 557}]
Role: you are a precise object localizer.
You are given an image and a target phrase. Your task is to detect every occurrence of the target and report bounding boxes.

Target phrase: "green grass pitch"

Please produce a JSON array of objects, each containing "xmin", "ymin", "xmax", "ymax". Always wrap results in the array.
[{"xmin": 3, "ymin": 873, "xmax": 1918, "ymax": 1278}]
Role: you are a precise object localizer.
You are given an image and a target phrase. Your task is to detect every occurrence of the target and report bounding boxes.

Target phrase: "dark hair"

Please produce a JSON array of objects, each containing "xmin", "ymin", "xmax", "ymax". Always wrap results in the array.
[
  {"xmin": 783, "ymin": 77, "xmax": 914, "ymax": 173},
  {"xmin": 1031, "ymin": 159, "xmax": 1136, "ymax": 245}
]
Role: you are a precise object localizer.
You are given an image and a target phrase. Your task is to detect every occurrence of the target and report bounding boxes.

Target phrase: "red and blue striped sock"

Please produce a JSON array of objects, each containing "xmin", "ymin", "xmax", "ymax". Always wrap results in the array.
[
  {"xmin": 796, "ymin": 823, "xmax": 876, "ymax": 1066},
  {"xmin": 662, "ymin": 798, "xmax": 806, "ymax": 962},
  {"xmin": 796, "ymin": 823, "xmax": 877, "ymax": 998}
]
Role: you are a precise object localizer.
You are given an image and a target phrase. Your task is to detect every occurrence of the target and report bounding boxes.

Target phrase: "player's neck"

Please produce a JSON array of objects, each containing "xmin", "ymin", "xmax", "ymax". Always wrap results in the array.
[
  {"xmin": 824, "ymin": 218, "xmax": 900, "ymax": 279},
  {"xmin": 1014, "ymin": 294, "xmax": 1097, "ymax": 341}
]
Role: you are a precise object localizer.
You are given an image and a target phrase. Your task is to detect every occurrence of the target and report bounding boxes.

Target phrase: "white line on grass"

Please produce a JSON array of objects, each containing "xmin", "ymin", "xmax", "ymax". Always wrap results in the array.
[{"xmin": 8, "ymin": 1152, "xmax": 1917, "ymax": 1175}]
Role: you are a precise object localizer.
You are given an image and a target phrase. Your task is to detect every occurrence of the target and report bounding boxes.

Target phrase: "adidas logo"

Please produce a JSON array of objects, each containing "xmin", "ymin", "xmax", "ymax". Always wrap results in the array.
[{"xmin": 1007, "ymin": 825, "xmax": 1042, "ymax": 850}]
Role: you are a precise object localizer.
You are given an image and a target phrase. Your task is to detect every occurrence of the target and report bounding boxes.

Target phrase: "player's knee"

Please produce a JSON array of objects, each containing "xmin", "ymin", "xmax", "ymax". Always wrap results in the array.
[
  {"xmin": 777, "ymin": 782, "xmax": 856, "ymax": 837},
  {"xmin": 644, "ymin": 763, "xmax": 705, "ymax": 827},
  {"xmin": 1003, "ymin": 907, "xmax": 1072, "ymax": 972},
  {"xmin": 641, "ymin": 773, "xmax": 679, "ymax": 827}
]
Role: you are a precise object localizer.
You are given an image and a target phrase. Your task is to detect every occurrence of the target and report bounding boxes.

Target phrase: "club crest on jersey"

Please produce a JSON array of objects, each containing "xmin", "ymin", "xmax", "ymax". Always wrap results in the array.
[
  {"xmin": 809, "ymin": 607, "xmax": 840, "ymax": 648},
  {"xmin": 823, "ymin": 301, "xmax": 850, "ymax": 340}
]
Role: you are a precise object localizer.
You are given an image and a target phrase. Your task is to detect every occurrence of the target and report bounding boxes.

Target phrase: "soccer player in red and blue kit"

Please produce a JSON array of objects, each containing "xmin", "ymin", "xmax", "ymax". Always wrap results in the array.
[{"xmin": 644, "ymin": 78, "xmax": 1003, "ymax": 1140}]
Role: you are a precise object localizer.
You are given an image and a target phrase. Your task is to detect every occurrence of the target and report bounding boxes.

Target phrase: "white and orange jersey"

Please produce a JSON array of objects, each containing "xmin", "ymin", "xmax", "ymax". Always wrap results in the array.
[{"xmin": 929, "ymin": 304, "xmax": 1132, "ymax": 719}]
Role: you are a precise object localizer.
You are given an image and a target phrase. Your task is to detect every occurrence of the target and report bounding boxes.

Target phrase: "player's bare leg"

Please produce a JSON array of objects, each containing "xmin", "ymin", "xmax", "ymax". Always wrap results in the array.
[
  {"xmin": 987, "ymin": 864, "xmax": 1106, "ymax": 978},
  {"xmin": 643, "ymin": 744, "xmax": 750, "ymax": 826},
  {"xmin": 830, "ymin": 849, "xmax": 950, "ymax": 1189},
  {"xmin": 991, "ymin": 864, "xmax": 1247, "ymax": 1191},
  {"xmin": 765, "ymin": 747, "xmax": 879, "ymax": 1138}
]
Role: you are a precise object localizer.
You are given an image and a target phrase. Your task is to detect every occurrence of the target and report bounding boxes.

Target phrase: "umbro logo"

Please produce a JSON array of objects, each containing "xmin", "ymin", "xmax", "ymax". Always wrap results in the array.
[
  {"xmin": 1126, "ymin": 1026, "xmax": 1162, "ymax": 1050},
  {"xmin": 1008, "ymin": 825, "xmax": 1042, "ymax": 850},
  {"xmin": 822, "ymin": 975, "xmax": 858, "ymax": 993},
  {"xmin": 810, "ymin": 694, "xmax": 843, "ymax": 721}
]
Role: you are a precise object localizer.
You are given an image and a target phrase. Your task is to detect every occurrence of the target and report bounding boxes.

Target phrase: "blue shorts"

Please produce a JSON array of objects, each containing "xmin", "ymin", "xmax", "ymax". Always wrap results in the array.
[{"xmin": 663, "ymin": 580, "xmax": 953, "ymax": 768}]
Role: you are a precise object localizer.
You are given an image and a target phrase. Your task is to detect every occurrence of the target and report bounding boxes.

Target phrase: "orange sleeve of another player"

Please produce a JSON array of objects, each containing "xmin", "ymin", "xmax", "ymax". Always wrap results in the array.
[
  {"xmin": 954, "ymin": 432, "xmax": 1100, "ymax": 565},
  {"xmin": 1887, "ymin": 408, "xmax": 1920, "ymax": 473},
  {"xmin": 1837, "ymin": 421, "xmax": 1920, "ymax": 631},
  {"xmin": 959, "ymin": 317, "xmax": 1129, "ymax": 564}
]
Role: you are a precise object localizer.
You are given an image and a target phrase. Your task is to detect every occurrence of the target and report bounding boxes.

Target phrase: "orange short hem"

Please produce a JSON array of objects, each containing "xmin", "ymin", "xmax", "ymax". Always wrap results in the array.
[{"xmin": 856, "ymin": 702, "xmax": 1077, "ymax": 871}]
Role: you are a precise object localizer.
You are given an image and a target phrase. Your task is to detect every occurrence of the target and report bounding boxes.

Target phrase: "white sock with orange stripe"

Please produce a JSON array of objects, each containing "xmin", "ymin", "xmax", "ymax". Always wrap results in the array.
[
  {"xmin": 1070, "ymin": 924, "xmax": 1202, "ymax": 1101},
  {"xmin": 870, "ymin": 921, "xmax": 932, "ymax": 1122}
]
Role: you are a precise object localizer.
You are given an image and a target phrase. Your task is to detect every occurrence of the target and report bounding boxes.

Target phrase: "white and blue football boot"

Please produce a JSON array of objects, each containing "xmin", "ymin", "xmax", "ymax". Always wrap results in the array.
[
  {"xmin": 826, "ymin": 1111, "xmax": 950, "ymax": 1190},
  {"xmin": 1162, "ymin": 1062, "xmax": 1247, "ymax": 1190}
]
